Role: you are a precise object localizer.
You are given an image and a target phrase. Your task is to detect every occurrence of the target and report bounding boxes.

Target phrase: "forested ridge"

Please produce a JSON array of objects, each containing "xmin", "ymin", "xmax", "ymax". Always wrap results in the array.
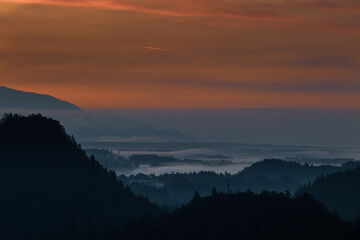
[
  {"xmin": 127, "ymin": 191, "xmax": 356, "ymax": 240},
  {"xmin": 118, "ymin": 159, "xmax": 359, "ymax": 206},
  {"xmin": 0, "ymin": 114, "xmax": 359, "ymax": 240},
  {"xmin": 296, "ymin": 167, "xmax": 360, "ymax": 221}
]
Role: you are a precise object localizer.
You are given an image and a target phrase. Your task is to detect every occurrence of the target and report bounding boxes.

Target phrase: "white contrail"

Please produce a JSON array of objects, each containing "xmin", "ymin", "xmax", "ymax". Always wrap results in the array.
[{"xmin": 144, "ymin": 46, "xmax": 170, "ymax": 52}]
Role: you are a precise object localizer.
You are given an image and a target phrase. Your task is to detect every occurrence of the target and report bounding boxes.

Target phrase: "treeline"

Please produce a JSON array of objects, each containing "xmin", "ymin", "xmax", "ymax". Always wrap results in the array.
[
  {"xmin": 85, "ymin": 149, "xmax": 233, "ymax": 170},
  {"xmin": 119, "ymin": 159, "xmax": 360, "ymax": 207},
  {"xmin": 85, "ymin": 148, "xmax": 137, "ymax": 170},
  {"xmin": 126, "ymin": 191, "xmax": 358, "ymax": 240}
]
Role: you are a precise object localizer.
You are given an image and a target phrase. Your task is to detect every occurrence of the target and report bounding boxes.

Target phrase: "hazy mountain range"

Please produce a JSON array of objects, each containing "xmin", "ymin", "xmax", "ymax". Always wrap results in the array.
[
  {"xmin": 0, "ymin": 86, "xmax": 193, "ymax": 142},
  {"xmin": 0, "ymin": 86, "xmax": 81, "ymax": 111},
  {"xmin": 2, "ymin": 86, "xmax": 360, "ymax": 147}
]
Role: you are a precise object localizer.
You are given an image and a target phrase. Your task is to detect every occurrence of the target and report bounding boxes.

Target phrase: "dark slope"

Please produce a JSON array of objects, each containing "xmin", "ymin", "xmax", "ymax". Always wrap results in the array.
[
  {"xmin": 296, "ymin": 167, "xmax": 360, "ymax": 221},
  {"xmin": 0, "ymin": 86, "xmax": 80, "ymax": 110},
  {"xmin": 0, "ymin": 114, "xmax": 158, "ymax": 240},
  {"xmin": 128, "ymin": 191, "xmax": 356, "ymax": 240}
]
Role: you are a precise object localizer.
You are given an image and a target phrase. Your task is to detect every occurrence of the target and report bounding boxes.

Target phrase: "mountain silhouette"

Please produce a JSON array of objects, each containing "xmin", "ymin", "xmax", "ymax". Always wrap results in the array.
[
  {"xmin": 0, "ymin": 87, "xmax": 194, "ymax": 142},
  {"xmin": 64, "ymin": 114, "xmax": 195, "ymax": 142},
  {"xmin": 0, "ymin": 114, "xmax": 358, "ymax": 240},
  {"xmin": 0, "ymin": 86, "xmax": 81, "ymax": 110},
  {"xmin": 0, "ymin": 114, "xmax": 158, "ymax": 240}
]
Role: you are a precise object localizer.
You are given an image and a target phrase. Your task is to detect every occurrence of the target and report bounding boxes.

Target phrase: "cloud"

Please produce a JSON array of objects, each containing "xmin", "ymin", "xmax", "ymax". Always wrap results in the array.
[
  {"xmin": 162, "ymin": 78, "xmax": 360, "ymax": 94},
  {"xmin": 267, "ymin": 82, "xmax": 360, "ymax": 94},
  {"xmin": 2, "ymin": 0, "xmax": 359, "ymax": 34},
  {"xmin": 0, "ymin": 0, "xmax": 289, "ymax": 21},
  {"xmin": 289, "ymin": 56, "xmax": 358, "ymax": 68},
  {"xmin": 322, "ymin": 23, "xmax": 360, "ymax": 34},
  {"xmin": 286, "ymin": 0, "xmax": 360, "ymax": 12}
]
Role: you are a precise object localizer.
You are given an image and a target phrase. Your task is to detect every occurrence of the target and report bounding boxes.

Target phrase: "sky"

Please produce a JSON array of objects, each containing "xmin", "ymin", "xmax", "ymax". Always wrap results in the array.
[{"xmin": 0, "ymin": 0, "xmax": 359, "ymax": 109}]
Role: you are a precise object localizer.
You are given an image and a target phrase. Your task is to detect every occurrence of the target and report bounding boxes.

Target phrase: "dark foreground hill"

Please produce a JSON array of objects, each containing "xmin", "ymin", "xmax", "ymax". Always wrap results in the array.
[
  {"xmin": 0, "ymin": 86, "xmax": 81, "ymax": 111},
  {"xmin": 128, "ymin": 191, "xmax": 356, "ymax": 240},
  {"xmin": 296, "ymin": 167, "xmax": 360, "ymax": 221},
  {"xmin": 0, "ymin": 114, "xmax": 358, "ymax": 240},
  {"xmin": 0, "ymin": 114, "xmax": 158, "ymax": 240}
]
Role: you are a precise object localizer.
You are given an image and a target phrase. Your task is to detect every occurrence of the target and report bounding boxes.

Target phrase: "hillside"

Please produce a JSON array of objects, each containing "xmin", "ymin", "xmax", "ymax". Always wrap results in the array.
[
  {"xmin": 0, "ymin": 113, "xmax": 358, "ymax": 240},
  {"xmin": 0, "ymin": 86, "xmax": 81, "ymax": 110},
  {"xmin": 128, "ymin": 191, "xmax": 356, "ymax": 240},
  {"xmin": 0, "ymin": 114, "xmax": 158, "ymax": 239},
  {"xmin": 296, "ymin": 167, "xmax": 360, "ymax": 221}
]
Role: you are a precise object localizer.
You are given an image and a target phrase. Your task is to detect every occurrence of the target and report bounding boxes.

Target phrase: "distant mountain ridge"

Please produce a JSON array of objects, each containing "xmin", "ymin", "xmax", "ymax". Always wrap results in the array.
[
  {"xmin": 0, "ymin": 87, "xmax": 194, "ymax": 142},
  {"xmin": 65, "ymin": 114, "xmax": 195, "ymax": 142},
  {"xmin": 0, "ymin": 86, "xmax": 81, "ymax": 110},
  {"xmin": 118, "ymin": 159, "xmax": 360, "ymax": 206}
]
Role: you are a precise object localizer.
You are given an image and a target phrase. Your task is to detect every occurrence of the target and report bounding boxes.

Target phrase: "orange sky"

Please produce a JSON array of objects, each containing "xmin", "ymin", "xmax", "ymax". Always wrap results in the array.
[{"xmin": 0, "ymin": 0, "xmax": 359, "ymax": 108}]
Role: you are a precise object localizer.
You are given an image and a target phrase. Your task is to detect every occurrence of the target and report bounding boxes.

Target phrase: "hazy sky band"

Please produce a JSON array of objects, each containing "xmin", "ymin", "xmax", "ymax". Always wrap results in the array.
[{"xmin": 0, "ymin": 0, "xmax": 359, "ymax": 108}]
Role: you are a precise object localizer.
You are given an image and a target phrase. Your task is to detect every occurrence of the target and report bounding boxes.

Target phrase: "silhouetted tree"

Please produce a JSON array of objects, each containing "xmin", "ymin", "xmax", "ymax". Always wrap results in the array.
[
  {"xmin": 192, "ymin": 191, "xmax": 201, "ymax": 202},
  {"xmin": 211, "ymin": 187, "xmax": 218, "ymax": 196}
]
